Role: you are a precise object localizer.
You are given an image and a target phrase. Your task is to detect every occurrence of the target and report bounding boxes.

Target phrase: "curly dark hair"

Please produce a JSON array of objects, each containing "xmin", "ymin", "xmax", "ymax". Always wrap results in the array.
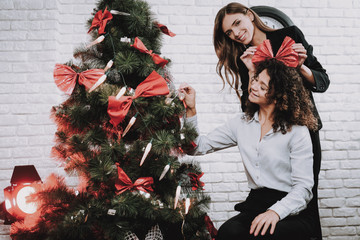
[{"xmin": 245, "ymin": 59, "xmax": 318, "ymax": 133}]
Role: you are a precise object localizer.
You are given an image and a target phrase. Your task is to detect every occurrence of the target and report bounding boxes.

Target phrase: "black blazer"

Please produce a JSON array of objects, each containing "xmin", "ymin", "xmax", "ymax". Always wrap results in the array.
[{"xmin": 239, "ymin": 25, "xmax": 330, "ymax": 130}]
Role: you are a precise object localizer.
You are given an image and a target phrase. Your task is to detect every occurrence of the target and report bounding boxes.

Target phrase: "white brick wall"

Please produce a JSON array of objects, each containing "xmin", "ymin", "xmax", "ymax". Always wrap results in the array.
[{"xmin": 1, "ymin": 0, "xmax": 359, "ymax": 239}]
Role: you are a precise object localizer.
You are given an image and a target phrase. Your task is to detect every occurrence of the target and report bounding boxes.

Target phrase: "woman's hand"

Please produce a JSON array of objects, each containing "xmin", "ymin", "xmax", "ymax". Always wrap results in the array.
[
  {"xmin": 292, "ymin": 43, "xmax": 307, "ymax": 67},
  {"xmin": 240, "ymin": 46, "xmax": 257, "ymax": 73},
  {"xmin": 179, "ymin": 83, "xmax": 196, "ymax": 117},
  {"xmin": 249, "ymin": 210, "xmax": 280, "ymax": 237}
]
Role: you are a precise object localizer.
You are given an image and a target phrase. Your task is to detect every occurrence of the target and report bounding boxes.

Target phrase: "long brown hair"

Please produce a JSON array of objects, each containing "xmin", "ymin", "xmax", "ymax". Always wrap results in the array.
[
  {"xmin": 245, "ymin": 59, "xmax": 318, "ymax": 133},
  {"xmin": 213, "ymin": 2, "xmax": 275, "ymax": 100}
]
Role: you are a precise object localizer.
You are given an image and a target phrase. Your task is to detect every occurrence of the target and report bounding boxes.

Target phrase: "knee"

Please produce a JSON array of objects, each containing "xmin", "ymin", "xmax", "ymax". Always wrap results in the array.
[{"xmin": 216, "ymin": 220, "xmax": 249, "ymax": 240}]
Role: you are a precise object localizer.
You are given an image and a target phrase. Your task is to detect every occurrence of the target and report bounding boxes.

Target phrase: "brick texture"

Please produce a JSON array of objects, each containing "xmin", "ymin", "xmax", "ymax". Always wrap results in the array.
[{"xmin": 1, "ymin": 0, "xmax": 359, "ymax": 239}]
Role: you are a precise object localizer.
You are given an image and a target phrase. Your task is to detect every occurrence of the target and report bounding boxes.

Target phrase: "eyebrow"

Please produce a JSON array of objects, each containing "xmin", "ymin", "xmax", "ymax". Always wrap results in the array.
[{"xmin": 224, "ymin": 19, "xmax": 239, "ymax": 35}]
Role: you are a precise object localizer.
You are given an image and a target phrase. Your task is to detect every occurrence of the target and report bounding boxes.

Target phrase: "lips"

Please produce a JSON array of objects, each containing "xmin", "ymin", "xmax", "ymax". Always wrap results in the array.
[{"xmin": 237, "ymin": 32, "xmax": 246, "ymax": 42}]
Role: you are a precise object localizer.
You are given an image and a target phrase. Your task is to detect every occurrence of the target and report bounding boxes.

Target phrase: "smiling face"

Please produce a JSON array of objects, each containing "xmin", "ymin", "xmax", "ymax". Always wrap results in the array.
[
  {"xmin": 248, "ymin": 69, "xmax": 273, "ymax": 106},
  {"xmin": 222, "ymin": 13, "xmax": 255, "ymax": 45}
]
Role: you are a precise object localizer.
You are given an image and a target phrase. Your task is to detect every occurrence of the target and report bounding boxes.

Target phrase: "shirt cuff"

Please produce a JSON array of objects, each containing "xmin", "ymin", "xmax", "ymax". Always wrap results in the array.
[{"xmin": 268, "ymin": 201, "xmax": 291, "ymax": 220}]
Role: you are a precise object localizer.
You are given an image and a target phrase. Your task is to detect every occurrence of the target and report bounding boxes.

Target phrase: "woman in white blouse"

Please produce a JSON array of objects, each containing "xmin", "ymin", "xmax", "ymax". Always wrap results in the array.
[{"xmin": 179, "ymin": 47, "xmax": 319, "ymax": 239}]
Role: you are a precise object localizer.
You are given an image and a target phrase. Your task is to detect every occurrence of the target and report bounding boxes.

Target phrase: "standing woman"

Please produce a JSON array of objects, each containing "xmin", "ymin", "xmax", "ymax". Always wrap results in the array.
[{"xmin": 213, "ymin": 2, "xmax": 330, "ymax": 239}]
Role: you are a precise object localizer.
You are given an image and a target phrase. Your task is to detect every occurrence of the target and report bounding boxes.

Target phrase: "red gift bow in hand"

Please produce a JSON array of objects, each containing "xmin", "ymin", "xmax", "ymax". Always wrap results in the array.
[
  {"xmin": 115, "ymin": 164, "xmax": 154, "ymax": 194},
  {"xmin": 188, "ymin": 172, "xmax": 205, "ymax": 191},
  {"xmin": 107, "ymin": 70, "xmax": 170, "ymax": 127},
  {"xmin": 252, "ymin": 36, "xmax": 299, "ymax": 68},
  {"xmin": 156, "ymin": 23, "xmax": 176, "ymax": 37},
  {"xmin": 88, "ymin": 7, "xmax": 113, "ymax": 35},
  {"xmin": 131, "ymin": 37, "xmax": 169, "ymax": 67},
  {"xmin": 54, "ymin": 64, "xmax": 105, "ymax": 95}
]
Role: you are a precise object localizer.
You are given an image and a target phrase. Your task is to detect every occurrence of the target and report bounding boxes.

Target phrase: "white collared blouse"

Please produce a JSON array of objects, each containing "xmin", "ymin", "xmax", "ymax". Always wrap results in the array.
[{"xmin": 186, "ymin": 112, "xmax": 314, "ymax": 220}]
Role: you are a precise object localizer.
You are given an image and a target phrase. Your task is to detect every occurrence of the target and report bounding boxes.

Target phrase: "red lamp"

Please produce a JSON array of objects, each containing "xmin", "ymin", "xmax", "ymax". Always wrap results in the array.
[{"xmin": 3, "ymin": 165, "xmax": 42, "ymax": 223}]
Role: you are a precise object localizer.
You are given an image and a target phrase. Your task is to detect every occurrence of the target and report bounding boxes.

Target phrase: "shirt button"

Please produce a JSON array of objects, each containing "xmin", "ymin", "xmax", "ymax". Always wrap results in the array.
[{"xmin": 255, "ymin": 163, "xmax": 259, "ymax": 167}]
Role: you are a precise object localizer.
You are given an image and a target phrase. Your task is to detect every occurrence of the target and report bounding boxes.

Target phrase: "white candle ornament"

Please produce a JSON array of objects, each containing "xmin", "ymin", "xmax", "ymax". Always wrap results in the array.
[
  {"xmin": 89, "ymin": 74, "xmax": 107, "ymax": 92},
  {"xmin": 140, "ymin": 140, "xmax": 153, "ymax": 166},
  {"xmin": 104, "ymin": 60, "xmax": 113, "ymax": 72},
  {"xmin": 110, "ymin": 10, "xmax": 131, "ymax": 16},
  {"xmin": 174, "ymin": 184, "xmax": 181, "ymax": 209},
  {"xmin": 122, "ymin": 113, "xmax": 138, "ymax": 137},
  {"xmin": 185, "ymin": 197, "xmax": 190, "ymax": 214},
  {"xmin": 87, "ymin": 35, "xmax": 105, "ymax": 48},
  {"xmin": 115, "ymin": 86, "xmax": 127, "ymax": 100},
  {"xmin": 159, "ymin": 163, "xmax": 170, "ymax": 181}
]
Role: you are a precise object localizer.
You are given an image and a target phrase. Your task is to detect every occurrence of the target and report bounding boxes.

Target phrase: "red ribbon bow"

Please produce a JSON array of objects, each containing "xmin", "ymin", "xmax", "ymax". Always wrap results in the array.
[
  {"xmin": 156, "ymin": 23, "xmax": 176, "ymax": 37},
  {"xmin": 252, "ymin": 36, "xmax": 298, "ymax": 68},
  {"xmin": 107, "ymin": 70, "xmax": 170, "ymax": 127},
  {"xmin": 188, "ymin": 172, "xmax": 205, "ymax": 191},
  {"xmin": 204, "ymin": 214, "xmax": 218, "ymax": 239},
  {"xmin": 131, "ymin": 37, "xmax": 169, "ymax": 67},
  {"xmin": 115, "ymin": 164, "xmax": 154, "ymax": 194},
  {"xmin": 54, "ymin": 64, "xmax": 105, "ymax": 95},
  {"xmin": 88, "ymin": 7, "xmax": 113, "ymax": 35}
]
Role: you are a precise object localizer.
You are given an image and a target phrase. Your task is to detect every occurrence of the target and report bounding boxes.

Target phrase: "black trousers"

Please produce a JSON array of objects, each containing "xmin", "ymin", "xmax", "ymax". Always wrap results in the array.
[
  {"xmin": 216, "ymin": 131, "xmax": 322, "ymax": 240},
  {"xmin": 216, "ymin": 188, "xmax": 317, "ymax": 240}
]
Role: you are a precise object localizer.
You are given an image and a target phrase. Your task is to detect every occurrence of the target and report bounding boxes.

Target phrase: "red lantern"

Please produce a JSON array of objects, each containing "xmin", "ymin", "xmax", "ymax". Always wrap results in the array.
[{"xmin": 3, "ymin": 165, "xmax": 42, "ymax": 223}]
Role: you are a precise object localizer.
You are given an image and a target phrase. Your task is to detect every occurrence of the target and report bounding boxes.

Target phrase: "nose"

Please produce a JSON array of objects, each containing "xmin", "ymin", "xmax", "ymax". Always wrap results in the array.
[{"xmin": 250, "ymin": 81, "xmax": 259, "ymax": 92}]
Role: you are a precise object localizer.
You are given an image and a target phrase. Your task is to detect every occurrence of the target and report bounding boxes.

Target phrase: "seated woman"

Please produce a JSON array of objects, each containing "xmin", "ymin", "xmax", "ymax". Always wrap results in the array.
[{"xmin": 179, "ymin": 37, "xmax": 319, "ymax": 240}]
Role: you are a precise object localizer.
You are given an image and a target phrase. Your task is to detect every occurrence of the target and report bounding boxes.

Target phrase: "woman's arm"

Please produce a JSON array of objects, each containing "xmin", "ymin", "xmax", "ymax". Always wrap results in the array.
[
  {"xmin": 293, "ymin": 26, "xmax": 330, "ymax": 92},
  {"xmin": 179, "ymin": 83, "xmax": 238, "ymax": 156},
  {"xmin": 268, "ymin": 126, "xmax": 314, "ymax": 220}
]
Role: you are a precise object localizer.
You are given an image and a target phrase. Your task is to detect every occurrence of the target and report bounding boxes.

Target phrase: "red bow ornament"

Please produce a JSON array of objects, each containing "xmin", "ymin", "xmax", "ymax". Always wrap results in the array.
[
  {"xmin": 115, "ymin": 164, "xmax": 154, "ymax": 194},
  {"xmin": 107, "ymin": 70, "xmax": 169, "ymax": 127},
  {"xmin": 131, "ymin": 37, "xmax": 169, "ymax": 67},
  {"xmin": 188, "ymin": 172, "xmax": 205, "ymax": 191},
  {"xmin": 54, "ymin": 64, "xmax": 105, "ymax": 95},
  {"xmin": 204, "ymin": 214, "xmax": 218, "ymax": 239},
  {"xmin": 156, "ymin": 23, "xmax": 176, "ymax": 37},
  {"xmin": 88, "ymin": 7, "xmax": 113, "ymax": 35},
  {"xmin": 252, "ymin": 36, "xmax": 299, "ymax": 68}
]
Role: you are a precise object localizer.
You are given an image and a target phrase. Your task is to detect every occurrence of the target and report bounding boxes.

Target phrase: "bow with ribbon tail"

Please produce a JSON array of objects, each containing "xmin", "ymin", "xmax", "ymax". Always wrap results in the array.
[
  {"xmin": 156, "ymin": 23, "xmax": 176, "ymax": 37},
  {"xmin": 115, "ymin": 164, "xmax": 154, "ymax": 194},
  {"xmin": 131, "ymin": 37, "xmax": 169, "ymax": 68},
  {"xmin": 88, "ymin": 7, "xmax": 113, "ymax": 35},
  {"xmin": 252, "ymin": 36, "xmax": 299, "ymax": 68},
  {"xmin": 54, "ymin": 64, "xmax": 105, "ymax": 95},
  {"xmin": 107, "ymin": 70, "xmax": 170, "ymax": 127}
]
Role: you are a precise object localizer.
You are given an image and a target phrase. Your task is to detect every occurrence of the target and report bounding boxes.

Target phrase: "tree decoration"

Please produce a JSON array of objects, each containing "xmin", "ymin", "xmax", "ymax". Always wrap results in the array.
[
  {"xmin": 107, "ymin": 70, "xmax": 170, "ymax": 127},
  {"xmin": 86, "ymin": 35, "xmax": 105, "ymax": 48},
  {"xmin": 156, "ymin": 23, "xmax": 176, "ymax": 37},
  {"xmin": 11, "ymin": 0, "xmax": 213, "ymax": 239},
  {"xmin": 159, "ymin": 163, "xmax": 170, "ymax": 180},
  {"xmin": 104, "ymin": 59, "xmax": 113, "ymax": 71},
  {"xmin": 88, "ymin": 7, "xmax": 113, "ymax": 35},
  {"xmin": 54, "ymin": 64, "xmax": 105, "ymax": 95},
  {"xmin": 115, "ymin": 86, "xmax": 127, "ymax": 100},
  {"xmin": 188, "ymin": 172, "xmax": 205, "ymax": 191},
  {"xmin": 115, "ymin": 164, "xmax": 154, "ymax": 194},
  {"xmin": 122, "ymin": 112, "xmax": 138, "ymax": 137},
  {"xmin": 131, "ymin": 37, "xmax": 169, "ymax": 67},
  {"xmin": 88, "ymin": 72, "xmax": 108, "ymax": 92},
  {"xmin": 174, "ymin": 183, "xmax": 182, "ymax": 209},
  {"xmin": 140, "ymin": 139, "xmax": 153, "ymax": 166}
]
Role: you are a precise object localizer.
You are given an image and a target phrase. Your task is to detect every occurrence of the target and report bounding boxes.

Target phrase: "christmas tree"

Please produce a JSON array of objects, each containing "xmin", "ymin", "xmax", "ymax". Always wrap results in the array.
[{"xmin": 9, "ymin": 0, "xmax": 217, "ymax": 239}]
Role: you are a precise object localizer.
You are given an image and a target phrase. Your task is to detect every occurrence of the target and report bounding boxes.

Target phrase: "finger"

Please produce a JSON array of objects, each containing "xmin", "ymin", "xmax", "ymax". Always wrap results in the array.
[
  {"xmin": 261, "ymin": 220, "xmax": 271, "ymax": 236},
  {"xmin": 254, "ymin": 220, "xmax": 265, "ymax": 236},
  {"xmin": 270, "ymin": 221, "xmax": 277, "ymax": 234},
  {"xmin": 249, "ymin": 217, "xmax": 259, "ymax": 234}
]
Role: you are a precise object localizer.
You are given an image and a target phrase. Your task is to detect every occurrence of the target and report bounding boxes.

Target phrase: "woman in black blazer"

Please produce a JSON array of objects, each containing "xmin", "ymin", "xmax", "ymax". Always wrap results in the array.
[{"xmin": 212, "ymin": 2, "xmax": 330, "ymax": 239}]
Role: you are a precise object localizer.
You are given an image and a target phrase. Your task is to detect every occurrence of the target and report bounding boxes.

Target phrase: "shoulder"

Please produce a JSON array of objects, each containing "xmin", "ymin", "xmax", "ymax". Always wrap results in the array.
[
  {"xmin": 267, "ymin": 25, "xmax": 305, "ymax": 43},
  {"xmin": 288, "ymin": 125, "xmax": 311, "ymax": 143}
]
